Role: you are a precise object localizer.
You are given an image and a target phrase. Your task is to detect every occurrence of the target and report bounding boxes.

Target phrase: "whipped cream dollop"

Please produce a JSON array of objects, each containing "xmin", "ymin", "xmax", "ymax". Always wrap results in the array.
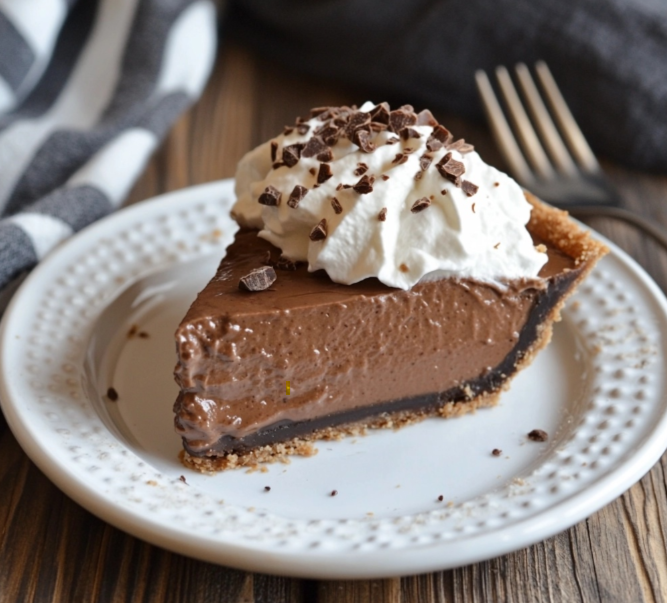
[{"xmin": 233, "ymin": 102, "xmax": 547, "ymax": 290}]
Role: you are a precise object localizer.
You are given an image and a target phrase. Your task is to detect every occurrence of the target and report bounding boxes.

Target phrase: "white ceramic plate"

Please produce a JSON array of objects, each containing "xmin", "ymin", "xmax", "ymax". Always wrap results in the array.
[{"xmin": 1, "ymin": 179, "xmax": 667, "ymax": 579}]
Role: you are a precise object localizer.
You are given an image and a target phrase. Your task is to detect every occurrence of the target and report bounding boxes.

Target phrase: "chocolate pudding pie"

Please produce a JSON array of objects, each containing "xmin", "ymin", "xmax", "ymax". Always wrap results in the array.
[{"xmin": 173, "ymin": 103, "xmax": 607, "ymax": 472}]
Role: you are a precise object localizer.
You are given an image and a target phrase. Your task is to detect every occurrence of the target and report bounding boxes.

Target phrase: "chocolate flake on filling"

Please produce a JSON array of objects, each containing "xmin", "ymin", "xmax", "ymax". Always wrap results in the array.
[
  {"xmin": 352, "ymin": 174, "xmax": 375, "ymax": 194},
  {"xmin": 437, "ymin": 495, "xmax": 444, "ymax": 502},
  {"xmin": 411, "ymin": 197, "xmax": 431, "ymax": 213},
  {"xmin": 528, "ymin": 429, "xmax": 548, "ymax": 442},
  {"xmin": 283, "ymin": 126, "xmax": 294, "ymax": 135},
  {"xmin": 392, "ymin": 153, "xmax": 407, "ymax": 165},
  {"xmin": 378, "ymin": 207, "xmax": 387, "ymax": 221},
  {"xmin": 310, "ymin": 106, "xmax": 330, "ymax": 117},
  {"xmin": 317, "ymin": 163, "xmax": 333, "ymax": 183},
  {"xmin": 354, "ymin": 162, "xmax": 369, "ymax": 176},
  {"xmin": 272, "ymin": 161, "xmax": 285, "ymax": 170},
  {"xmin": 309, "ymin": 167, "xmax": 317, "ymax": 176},
  {"xmin": 461, "ymin": 180, "xmax": 479, "ymax": 197},
  {"xmin": 448, "ymin": 138, "xmax": 473, "ymax": 153},
  {"xmin": 309, "ymin": 219, "xmax": 328, "ymax": 241},
  {"xmin": 492, "ymin": 448, "xmax": 502, "ymax": 456},
  {"xmin": 270, "ymin": 141, "xmax": 277, "ymax": 162},
  {"xmin": 239, "ymin": 266, "xmax": 277, "ymax": 292},
  {"xmin": 258, "ymin": 185, "xmax": 282, "ymax": 206},
  {"xmin": 287, "ymin": 185, "xmax": 308, "ymax": 208},
  {"xmin": 472, "ymin": 202, "xmax": 476, "ymax": 213},
  {"xmin": 106, "ymin": 387, "xmax": 119, "ymax": 401},
  {"xmin": 331, "ymin": 197, "xmax": 343, "ymax": 214},
  {"xmin": 386, "ymin": 137, "xmax": 400, "ymax": 145},
  {"xmin": 381, "ymin": 174, "xmax": 390, "ymax": 180},
  {"xmin": 296, "ymin": 123, "xmax": 310, "ymax": 135}
]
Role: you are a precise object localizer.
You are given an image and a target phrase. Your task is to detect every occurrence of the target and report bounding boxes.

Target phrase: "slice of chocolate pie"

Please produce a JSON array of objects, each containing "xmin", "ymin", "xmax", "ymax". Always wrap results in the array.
[{"xmin": 174, "ymin": 103, "xmax": 607, "ymax": 472}]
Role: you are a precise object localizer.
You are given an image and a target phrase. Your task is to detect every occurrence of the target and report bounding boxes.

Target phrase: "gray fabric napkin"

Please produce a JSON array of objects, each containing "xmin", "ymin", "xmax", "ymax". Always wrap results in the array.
[
  {"xmin": 0, "ymin": 0, "xmax": 216, "ymax": 298},
  {"xmin": 227, "ymin": 0, "xmax": 667, "ymax": 172}
]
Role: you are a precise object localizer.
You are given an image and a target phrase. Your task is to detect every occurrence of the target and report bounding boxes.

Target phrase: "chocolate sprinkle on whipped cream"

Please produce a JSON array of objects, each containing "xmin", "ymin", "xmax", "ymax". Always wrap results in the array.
[{"xmin": 232, "ymin": 100, "xmax": 548, "ymax": 290}]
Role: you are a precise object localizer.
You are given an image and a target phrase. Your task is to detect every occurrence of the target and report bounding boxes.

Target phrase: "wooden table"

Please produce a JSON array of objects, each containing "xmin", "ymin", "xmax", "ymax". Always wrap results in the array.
[{"xmin": 2, "ymin": 40, "xmax": 667, "ymax": 603}]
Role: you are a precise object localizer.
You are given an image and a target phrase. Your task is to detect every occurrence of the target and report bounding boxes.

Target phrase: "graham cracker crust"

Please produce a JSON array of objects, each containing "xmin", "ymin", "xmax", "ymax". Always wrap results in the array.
[{"xmin": 180, "ymin": 197, "xmax": 608, "ymax": 474}]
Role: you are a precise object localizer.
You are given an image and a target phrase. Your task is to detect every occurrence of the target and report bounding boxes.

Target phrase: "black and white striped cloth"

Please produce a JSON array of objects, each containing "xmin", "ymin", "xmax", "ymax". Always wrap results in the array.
[{"xmin": 0, "ymin": 0, "xmax": 216, "ymax": 300}]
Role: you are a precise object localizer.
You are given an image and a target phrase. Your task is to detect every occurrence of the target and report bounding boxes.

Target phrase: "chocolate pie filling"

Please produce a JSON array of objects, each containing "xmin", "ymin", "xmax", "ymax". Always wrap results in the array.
[{"xmin": 173, "ymin": 224, "xmax": 581, "ymax": 457}]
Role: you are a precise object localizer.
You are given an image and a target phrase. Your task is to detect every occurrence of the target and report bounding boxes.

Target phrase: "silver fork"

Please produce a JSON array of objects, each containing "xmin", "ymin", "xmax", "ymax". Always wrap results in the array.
[{"xmin": 475, "ymin": 61, "xmax": 667, "ymax": 250}]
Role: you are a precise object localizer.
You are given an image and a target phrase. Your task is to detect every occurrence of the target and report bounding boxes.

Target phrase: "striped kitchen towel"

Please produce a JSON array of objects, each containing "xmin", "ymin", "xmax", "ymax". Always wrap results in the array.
[{"xmin": 0, "ymin": 0, "xmax": 217, "ymax": 301}]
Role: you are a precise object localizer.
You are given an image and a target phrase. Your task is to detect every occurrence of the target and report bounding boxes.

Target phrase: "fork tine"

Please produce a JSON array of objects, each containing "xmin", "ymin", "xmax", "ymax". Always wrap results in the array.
[
  {"xmin": 495, "ymin": 66, "xmax": 555, "ymax": 180},
  {"xmin": 514, "ymin": 63, "xmax": 578, "ymax": 177},
  {"xmin": 475, "ymin": 69, "xmax": 534, "ymax": 185},
  {"xmin": 535, "ymin": 61, "xmax": 599, "ymax": 173}
]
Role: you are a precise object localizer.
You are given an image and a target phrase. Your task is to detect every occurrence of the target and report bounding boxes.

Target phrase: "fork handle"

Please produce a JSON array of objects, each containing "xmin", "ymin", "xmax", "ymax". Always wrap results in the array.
[{"xmin": 568, "ymin": 206, "xmax": 667, "ymax": 253}]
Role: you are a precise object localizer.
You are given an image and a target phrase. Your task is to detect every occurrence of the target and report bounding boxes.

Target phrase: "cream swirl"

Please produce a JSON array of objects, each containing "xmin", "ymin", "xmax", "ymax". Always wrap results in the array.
[{"xmin": 232, "ymin": 102, "xmax": 547, "ymax": 290}]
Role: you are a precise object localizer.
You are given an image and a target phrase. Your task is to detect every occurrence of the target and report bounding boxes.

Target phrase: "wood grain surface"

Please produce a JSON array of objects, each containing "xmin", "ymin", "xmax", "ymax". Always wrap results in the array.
[{"xmin": 2, "ymin": 40, "xmax": 667, "ymax": 603}]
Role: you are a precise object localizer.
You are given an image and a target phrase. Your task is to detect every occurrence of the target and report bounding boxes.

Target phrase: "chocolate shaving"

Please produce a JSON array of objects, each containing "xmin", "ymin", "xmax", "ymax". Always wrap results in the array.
[
  {"xmin": 459, "ymin": 142, "xmax": 475, "ymax": 153},
  {"xmin": 388, "ymin": 109, "xmax": 417, "ymax": 133},
  {"xmin": 378, "ymin": 207, "xmax": 387, "ymax": 221},
  {"xmin": 270, "ymin": 141, "xmax": 278, "ymax": 162},
  {"xmin": 301, "ymin": 136, "xmax": 329, "ymax": 158},
  {"xmin": 345, "ymin": 111, "xmax": 371, "ymax": 138},
  {"xmin": 106, "ymin": 387, "xmax": 119, "ymax": 401},
  {"xmin": 283, "ymin": 126, "xmax": 294, "ymax": 135},
  {"xmin": 399, "ymin": 104, "xmax": 414, "ymax": 112},
  {"xmin": 353, "ymin": 128, "xmax": 375, "ymax": 153},
  {"xmin": 331, "ymin": 197, "xmax": 343, "ymax": 214},
  {"xmin": 310, "ymin": 106, "xmax": 330, "ymax": 117},
  {"xmin": 239, "ymin": 266, "xmax": 277, "ymax": 292},
  {"xmin": 309, "ymin": 167, "xmax": 317, "ymax": 176},
  {"xmin": 410, "ymin": 197, "xmax": 431, "ymax": 213},
  {"xmin": 419, "ymin": 155, "xmax": 433, "ymax": 171},
  {"xmin": 436, "ymin": 152, "xmax": 465, "ymax": 184},
  {"xmin": 258, "ymin": 185, "xmax": 282, "ymax": 206},
  {"xmin": 437, "ymin": 495, "xmax": 444, "ymax": 502},
  {"xmin": 385, "ymin": 137, "xmax": 400, "ymax": 145},
  {"xmin": 317, "ymin": 148, "xmax": 334, "ymax": 162},
  {"xmin": 296, "ymin": 123, "xmax": 310, "ymax": 135},
  {"xmin": 369, "ymin": 102, "xmax": 390, "ymax": 124},
  {"xmin": 400, "ymin": 127, "xmax": 421, "ymax": 140},
  {"xmin": 414, "ymin": 171, "xmax": 424, "ymax": 181},
  {"xmin": 492, "ymin": 448, "xmax": 502, "ymax": 457},
  {"xmin": 317, "ymin": 163, "xmax": 333, "ymax": 183},
  {"xmin": 528, "ymin": 429, "xmax": 548, "ymax": 442},
  {"xmin": 447, "ymin": 138, "xmax": 468, "ymax": 152},
  {"xmin": 370, "ymin": 121, "xmax": 388, "ymax": 132},
  {"xmin": 416, "ymin": 109, "xmax": 438, "ymax": 126},
  {"xmin": 472, "ymin": 202, "xmax": 476, "ymax": 213},
  {"xmin": 287, "ymin": 185, "xmax": 308, "ymax": 208},
  {"xmin": 391, "ymin": 153, "xmax": 408, "ymax": 165},
  {"xmin": 381, "ymin": 174, "xmax": 390, "ymax": 180},
  {"xmin": 461, "ymin": 180, "xmax": 479, "ymax": 197},
  {"xmin": 282, "ymin": 143, "xmax": 304, "ymax": 168},
  {"xmin": 352, "ymin": 174, "xmax": 374, "ymax": 194},
  {"xmin": 319, "ymin": 125, "xmax": 340, "ymax": 146},
  {"xmin": 309, "ymin": 219, "xmax": 328, "ymax": 241},
  {"xmin": 426, "ymin": 125, "xmax": 454, "ymax": 151},
  {"xmin": 272, "ymin": 161, "xmax": 285, "ymax": 170},
  {"xmin": 354, "ymin": 162, "xmax": 369, "ymax": 176},
  {"xmin": 335, "ymin": 183, "xmax": 344, "ymax": 191}
]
